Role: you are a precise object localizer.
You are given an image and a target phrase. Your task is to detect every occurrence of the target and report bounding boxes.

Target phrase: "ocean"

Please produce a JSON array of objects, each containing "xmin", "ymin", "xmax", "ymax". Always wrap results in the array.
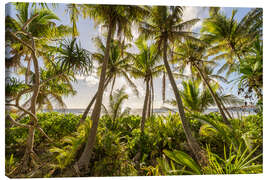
[{"xmin": 42, "ymin": 107, "xmax": 257, "ymax": 118}]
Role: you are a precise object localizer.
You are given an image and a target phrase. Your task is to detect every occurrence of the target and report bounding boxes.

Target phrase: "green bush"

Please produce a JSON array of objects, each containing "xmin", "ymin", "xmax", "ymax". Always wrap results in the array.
[{"xmin": 6, "ymin": 112, "xmax": 82, "ymax": 151}]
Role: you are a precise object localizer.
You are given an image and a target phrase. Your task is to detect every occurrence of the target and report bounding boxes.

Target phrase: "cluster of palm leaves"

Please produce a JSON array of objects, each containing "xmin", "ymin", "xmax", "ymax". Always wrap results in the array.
[{"xmin": 5, "ymin": 2, "xmax": 262, "ymax": 176}]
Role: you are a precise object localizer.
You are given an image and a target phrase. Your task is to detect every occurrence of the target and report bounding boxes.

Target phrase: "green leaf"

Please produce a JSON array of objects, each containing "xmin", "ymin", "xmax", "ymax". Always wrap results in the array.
[{"xmin": 163, "ymin": 149, "xmax": 201, "ymax": 174}]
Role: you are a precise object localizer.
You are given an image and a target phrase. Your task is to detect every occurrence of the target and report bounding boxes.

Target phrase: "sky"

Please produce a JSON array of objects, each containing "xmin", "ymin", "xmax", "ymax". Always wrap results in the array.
[{"xmin": 6, "ymin": 3, "xmax": 252, "ymax": 109}]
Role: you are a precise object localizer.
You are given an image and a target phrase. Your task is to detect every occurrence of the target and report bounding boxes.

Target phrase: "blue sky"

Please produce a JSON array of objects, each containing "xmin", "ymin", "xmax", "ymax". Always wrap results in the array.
[{"xmin": 6, "ymin": 3, "xmax": 252, "ymax": 109}]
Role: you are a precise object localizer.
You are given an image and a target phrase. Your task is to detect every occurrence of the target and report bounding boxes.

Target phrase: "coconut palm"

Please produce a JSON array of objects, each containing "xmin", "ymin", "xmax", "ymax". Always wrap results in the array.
[
  {"xmin": 170, "ymin": 80, "xmax": 242, "ymax": 113},
  {"xmin": 76, "ymin": 5, "xmax": 146, "ymax": 172},
  {"xmin": 78, "ymin": 37, "xmax": 138, "ymax": 125},
  {"xmin": 139, "ymin": 6, "xmax": 207, "ymax": 165},
  {"xmin": 173, "ymin": 40, "xmax": 233, "ymax": 125},
  {"xmin": 102, "ymin": 87, "xmax": 130, "ymax": 130},
  {"xmin": 5, "ymin": 3, "xmax": 71, "ymax": 81},
  {"xmin": 200, "ymin": 8, "xmax": 261, "ymax": 77},
  {"xmin": 237, "ymin": 37, "xmax": 262, "ymax": 100},
  {"xmin": 130, "ymin": 39, "xmax": 163, "ymax": 133},
  {"xmin": 65, "ymin": 4, "xmax": 80, "ymax": 38}
]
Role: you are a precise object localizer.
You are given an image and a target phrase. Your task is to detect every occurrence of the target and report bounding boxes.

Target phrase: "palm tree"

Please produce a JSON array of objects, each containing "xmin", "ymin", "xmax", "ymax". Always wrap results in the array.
[
  {"xmin": 78, "ymin": 37, "xmax": 138, "ymax": 125},
  {"xmin": 65, "ymin": 4, "xmax": 80, "ymax": 38},
  {"xmin": 76, "ymin": 5, "xmax": 146, "ymax": 173},
  {"xmin": 237, "ymin": 37, "xmax": 262, "ymax": 100},
  {"xmin": 102, "ymin": 87, "xmax": 130, "ymax": 130},
  {"xmin": 130, "ymin": 39, "xmax": 163, "ymax": 133},
  {"xmin": 139, "ymin": 6, "xmax": 207, "ymax": 165},
  {"xmin": 5, "ymin": 3, "xmax": 71, "ymax": 82},
  {"xmin": 169, "ymin": 80, "xmax": 242, "ymax": 113},
  {"xmin": 173, "ymin": 40, "xmax": 232, "ymax": 125},
  {"xmin": 200, "ymin": 8, "xmax": 261, "ymax": 77}
]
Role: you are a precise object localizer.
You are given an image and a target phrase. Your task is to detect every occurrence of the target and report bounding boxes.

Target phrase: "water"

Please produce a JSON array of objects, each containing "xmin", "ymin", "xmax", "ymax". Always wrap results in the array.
[{"xmin": 42, "ymin": 107, "xmax": 257, "ymax": 117}]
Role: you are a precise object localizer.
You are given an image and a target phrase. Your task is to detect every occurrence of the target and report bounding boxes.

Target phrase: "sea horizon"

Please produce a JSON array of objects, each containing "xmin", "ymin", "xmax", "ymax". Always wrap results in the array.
[{"xmin": 41, "ymin": 107, "xmax": 257, "ymax": 117}]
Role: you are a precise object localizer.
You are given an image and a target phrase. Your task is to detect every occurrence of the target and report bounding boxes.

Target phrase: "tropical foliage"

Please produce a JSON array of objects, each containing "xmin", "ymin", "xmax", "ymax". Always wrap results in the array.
[{"xmin": 5, "ymin": 3, "xmax": 262, "ymax": 178}]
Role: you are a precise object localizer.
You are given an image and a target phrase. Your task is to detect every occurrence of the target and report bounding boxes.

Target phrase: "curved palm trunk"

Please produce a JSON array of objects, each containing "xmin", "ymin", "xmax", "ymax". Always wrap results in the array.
[
  {"xmin": 218, "ymin": 95, "xmax": 233, "ymax": 119},
  {"xmin": 78, "ymin": 76, "xmax": 112, "ymax": 126},
  {"xmin": 193, "ymin": 63, "xmax": 231, "ymax": 126},
  {"xmin": 76, "ymin": 22, "xmax": 113, "ymax": 172},
  {"xmin": 141, "ymin": 79, "xmax": 150, "ymax": 133},
  {"xmin": 162, "ymin": 39, "xmax": 207, "ymax": 166}
]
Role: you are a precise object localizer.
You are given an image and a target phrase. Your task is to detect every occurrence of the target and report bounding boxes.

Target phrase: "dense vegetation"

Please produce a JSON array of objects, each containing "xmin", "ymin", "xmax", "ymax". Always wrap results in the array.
[
  {"xmin": 5, "ymin": 2, "xmax": 262, "ymax": 178},
  {"xmin": 5, "ymin": 111, "xmax": 262, "ymax": 177}
]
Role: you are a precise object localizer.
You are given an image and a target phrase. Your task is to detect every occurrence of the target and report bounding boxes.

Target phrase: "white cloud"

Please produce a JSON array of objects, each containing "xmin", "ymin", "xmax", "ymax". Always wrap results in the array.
[
  {"xmin": 182, "ymin": 6, "xmax": 209, "ymax": 31},
  {"xmin": 85, "ymin": 75, "xmax": 99, "ymax": 85},
  {"xmin": 75, "ymin": 74, "xmax": 99, "ymax": 86}
]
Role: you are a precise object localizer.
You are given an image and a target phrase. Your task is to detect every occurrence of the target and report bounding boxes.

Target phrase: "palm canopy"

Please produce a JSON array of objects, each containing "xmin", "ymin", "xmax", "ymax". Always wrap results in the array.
[
  {"xmin": 170, "ymin": 80, "xmax": 242, "ymax": 113},
  {"xmin": 81, "ymin": 4, "xmax": 146, "ymax": 41},
  {"xmin": 237, "ymin": 37, "xmax": 262, "ymax": 100},
  {"xmin": 130, "ymin": 39, "xmax": 163, "ymax": 81},
  {"xmin": 200, "ymin": 8, "xmax": 260, "ymax": 66},
  {"xmin": 92, "ymin": 37, "xmax": 139, "ymax": 96},
  {"xmin": 6, "ymin": 2, "xmax": 72, "ymax": 69},
  {"xmin": 139, "ymin": 6, "xmax": 200, "ymax": 50},
  {"xmin": 102, "ymin": 86, "xmax": 130, "ymax": 129},
  {"xmin": 173, "ymin": 40, "xmax": 227, "ymax": 85}
]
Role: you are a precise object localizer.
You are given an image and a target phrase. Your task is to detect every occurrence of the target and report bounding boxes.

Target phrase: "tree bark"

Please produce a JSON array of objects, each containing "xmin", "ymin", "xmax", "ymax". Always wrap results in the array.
[
  {"xmin": 193, "ymin": 63, "xmax": 231, "ymax": 126},
  {"xmin": 141, "ymin": 79, "xmax": 150, "ymax": 133},
  {"xmin": 162, "ymin": 38, "xmax": 207, "ymax": 166},
  {"xmin": 76, "ymin": 22, "xmax": 113, "ymax": 172}
]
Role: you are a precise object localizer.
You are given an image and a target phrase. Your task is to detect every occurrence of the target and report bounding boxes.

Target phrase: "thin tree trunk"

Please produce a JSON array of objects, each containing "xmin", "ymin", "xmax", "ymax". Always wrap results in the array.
[
  {"xmin": 254, "ymin": 86, "xmax": 262, "ymax": 101},
  {"xmin": 141, "ymin": 79, "xmax": 150, "ymax": 133},
  {"xmin": 147, "ymin": 83, "xmax": 151, "ymax": 119},
  {"xmin": 76, "ymin": 22, "xmax": 113, "ymax": 172},
  {"xmin": 78, "ymin": 76, "xmax": 112, "ymax": 126},
  {"xmin": 162, "ymin": 72, "xmax": 166, "ymax": 103},
  {"xmin": 22, "ymin": 41, "xmax": 40, "ymax": 170},
  {"xmin": 218, "ymin": 96, "xmax": 233, "ymax": 119},
  {"xmin": 193, "ymin": 63, "xmax": 231, "ymax": 126},
  {"xmin": 162, "ymin": 38, "xmax": 207, "ymax": 166},
  {"xmin": 110, "ymin": 76, "xmax": 116, "ymax": 96},
  {"xmin": 151, "ymin": 77, "xmax": 154, "ymax": 116}
]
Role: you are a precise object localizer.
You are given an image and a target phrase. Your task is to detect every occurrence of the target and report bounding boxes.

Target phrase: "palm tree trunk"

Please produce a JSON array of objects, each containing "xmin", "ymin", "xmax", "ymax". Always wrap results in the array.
[
  {"xmin": 218, "ymin": 96, "xmax": 233, "ymax": 119},
  {"xmin": 254, "ymin": 86, "xmax": 262, "ymax": 101},
  {"xmin": 151, "ymin": 78, "xmax": 154, "ymax": 116},
  {"xmin": 76, "ymin": 22, "xmax": 113, "ymax": 172},
  {"xmin": 110, "ymin": 76, "xmax": 116, "ymax": 96},
  {"xmin": 78, "ymin": 76, "xmax": 112, "ymax": 126},
  {"xmin": 147, "ymin": 83, "xmax": 151, "ymax": 119},
  {"xmin": 193, "ymin": 63, "xmax": 231, "ymax": 126},
  {"xmin": 162, "ymin": 38, "xmax": 207, "ymax": 166},
  {"xmin": 141, "ymin": 79, "xmax": 150, "ymax": 133},
  {"xmin": 162, "ymin": 72, "xmax": 166, "ymax": 103}
]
